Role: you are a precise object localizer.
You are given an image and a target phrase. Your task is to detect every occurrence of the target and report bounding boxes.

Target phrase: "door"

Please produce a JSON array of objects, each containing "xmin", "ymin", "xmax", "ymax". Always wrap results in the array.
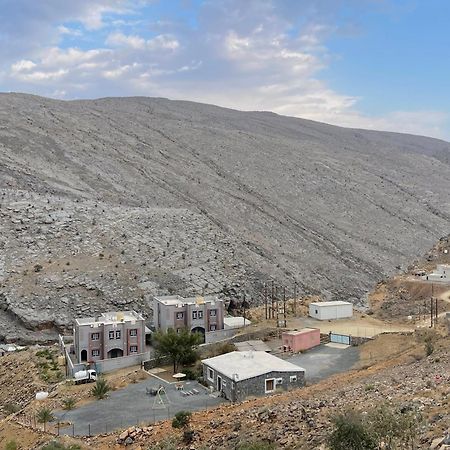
[
  {"xmin": 217, "ymin": 376, "xmax": 222, "ymax": 391},
  {"xmin": 80, "ymin": 349, "xmax": 87, "ymax": 362}
]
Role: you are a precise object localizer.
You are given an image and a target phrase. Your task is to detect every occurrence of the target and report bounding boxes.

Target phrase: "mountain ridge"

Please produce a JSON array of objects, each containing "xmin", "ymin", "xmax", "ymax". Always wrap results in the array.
[{"xmin": 0, "ymin": 92, "xmax": 449, "ymax": 339}]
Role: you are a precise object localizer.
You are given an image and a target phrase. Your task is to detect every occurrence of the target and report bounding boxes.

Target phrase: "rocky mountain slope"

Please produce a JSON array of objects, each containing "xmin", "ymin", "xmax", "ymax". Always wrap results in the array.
[{"xmin": 0, "ymin": 93, "xmax": 449, "ymax": 341}]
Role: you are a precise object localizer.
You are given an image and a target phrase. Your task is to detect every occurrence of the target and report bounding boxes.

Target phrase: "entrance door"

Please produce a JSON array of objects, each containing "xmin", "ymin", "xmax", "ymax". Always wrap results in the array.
[
  {"xmin": 108, "ymin": 348, "xmax": 124, "ymax": 359},
  {"xmin": 265, "ymin": 379, "xmax": 275, "ymax": 393},
  {"xmin": 80, "ymin": 349, "xmax": 87, "ymax": 362},
  {"xmin": 217, "ymin": 376, "xmax": 222, "ymax": 391}
]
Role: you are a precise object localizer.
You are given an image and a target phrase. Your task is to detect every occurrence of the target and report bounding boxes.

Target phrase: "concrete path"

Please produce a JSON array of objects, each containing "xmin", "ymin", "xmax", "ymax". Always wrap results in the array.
[{"xmin": 55, "ymin": 376, "xmax": 226, "ymax": 436}]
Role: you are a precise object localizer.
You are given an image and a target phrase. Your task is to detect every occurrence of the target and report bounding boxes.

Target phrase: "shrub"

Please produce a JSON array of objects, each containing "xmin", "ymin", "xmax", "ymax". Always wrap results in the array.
[
  {"xmin": 91, "ymin": 377, "xmax": 111, "ymax": 400},
  {"xmin": 236, "ymin": 442, "xmax": 276, "ymax": 450},
  {"xmin": 41, "ymin": 442, "xmax": 81, "ymax": 450},
  {"xmin": 5, "ymin": 440, "xmax": 17, "ymax": 450},
  {"xmin": 62, "ymin": 397, "xmax": 76, "ymax": 410},
  {"xmin": 172, "ymin": 411, "xmax": 191, "ymax": 429},
  {"xmin": 327, "ymin": 410, "xmax": 377, "ymax": 450},
  {"xmin": 4, "ymin": 402, "xmax": 21, "ymax": 415}
]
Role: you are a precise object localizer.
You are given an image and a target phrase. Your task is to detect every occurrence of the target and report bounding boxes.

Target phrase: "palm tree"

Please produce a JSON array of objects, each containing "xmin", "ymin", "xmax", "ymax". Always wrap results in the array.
[
  {"xmin": 91, "ymin": 377, "xmax": 111, "ymax": 399},
  {"xmin": 37, "ymin": 407, "xmax": 55, "ymax": 432}
]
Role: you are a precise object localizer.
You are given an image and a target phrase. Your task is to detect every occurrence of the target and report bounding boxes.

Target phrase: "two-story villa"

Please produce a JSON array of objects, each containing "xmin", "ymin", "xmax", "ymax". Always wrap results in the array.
[
  {"xmin": 74, "ymin": 311, "xmax": 146, "ymax": 364},
  {"xmin": 153, "ymin": 295, "xmax": 225, "ymax": 340}
]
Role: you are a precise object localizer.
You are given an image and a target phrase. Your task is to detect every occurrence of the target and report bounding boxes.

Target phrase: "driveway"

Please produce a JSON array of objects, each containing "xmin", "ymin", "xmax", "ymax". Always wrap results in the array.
[
  {"xmin": 55, "ymin": 376, "xmax": 226, "ymax": 436},
  {"xmin": 287, "ymin": 343, "xmax": 360, "ymax": 383}
]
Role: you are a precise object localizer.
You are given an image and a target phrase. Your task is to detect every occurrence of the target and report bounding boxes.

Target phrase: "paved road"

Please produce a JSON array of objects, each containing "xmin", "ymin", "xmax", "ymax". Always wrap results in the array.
[
  {"xmin": 287, "ymin": 344, "xmax": 360, "ymax": 383},
  {"xmin": 55, "ymin": 377, "xmax": 226, "ymax": 436}
]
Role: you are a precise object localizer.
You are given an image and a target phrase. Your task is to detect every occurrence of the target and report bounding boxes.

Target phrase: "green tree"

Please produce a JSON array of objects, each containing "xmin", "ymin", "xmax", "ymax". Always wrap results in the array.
[
  {"xmin": 91, "ymin": 377, "xmax": 111, "ymax": 400},
  {"xmin": 327, "ymin": 410, "xmax": 377, "ymax": 450},
  {"xmin": 37, "ymin": 407, "xmax": 55, "ymax": 432},
  {"xmin": 153, "ymin": 328, "xmax": 203, "ymax": 372}
]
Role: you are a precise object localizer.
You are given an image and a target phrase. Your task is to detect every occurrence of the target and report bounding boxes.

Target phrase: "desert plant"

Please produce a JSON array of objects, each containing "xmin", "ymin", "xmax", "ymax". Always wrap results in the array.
[
  {"xmin": 41, "ymin": 442, "xmax": 81, "ymax": 450},
  {"xmin": 91, "ymin": 377, "xmax": 111, "ymax": 399},
  {"xmin": 4, "ymin": 402, "xmax": 21, "ymax": 415},
  {"xmin": 37, "ymin": 407, "xmax": 55, "ymax": 432},
  {"xmin": 4, "ymin": 440, "xmax": 17, "ymax": 450},
  {"xmin": 327, "ymin": 409, "xmax": 377, "ymax": 450},
  {"xmin": 62, "ymin": 397, "xmax": 76, "ymax": 410},
  {"xmin": 172, "ymin": 411, "xmax": 192, "ymax": 429},
  {"xmin": 236, "ymin": 441, "xmax": 276, "ymax": 450}
]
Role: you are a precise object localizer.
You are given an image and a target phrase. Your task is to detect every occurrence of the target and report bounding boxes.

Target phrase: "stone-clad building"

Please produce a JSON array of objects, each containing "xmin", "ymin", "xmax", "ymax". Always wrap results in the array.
[
  {"xmin": 202, "ymin": 351, "xmax": 305, "ymax": 402},
  {"xmin": 74, "ymin": 311, "xmax": 146, "ymax": 364}
]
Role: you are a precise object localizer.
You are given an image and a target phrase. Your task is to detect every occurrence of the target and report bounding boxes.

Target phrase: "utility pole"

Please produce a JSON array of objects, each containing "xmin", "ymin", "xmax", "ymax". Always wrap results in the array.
[
  {"xmin": 293, "ymin": 281, "xmax": 297, "ymax": 317},
  {"xmin": 430, "ymin": 297, "xmax": 434, "ymax": 328},
  {"xmin": 271, "ymin": 280, "xmax": 275, "ymax": 320},
  {"xmin": 243, "ymin": 293, "xmax": 246, "ymax": 328},
  {"xmin": 264, "ymin": 283, "xmax": 268, "ymax": 320},
  {"xmin": 275, "ymin": 285, "xmax": 278, "ymax": 321}
]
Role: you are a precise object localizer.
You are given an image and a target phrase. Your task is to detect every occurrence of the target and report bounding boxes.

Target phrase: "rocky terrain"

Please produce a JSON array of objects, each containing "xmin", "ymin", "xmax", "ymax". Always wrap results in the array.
[
  {"xmin": 0, "ymin": 93, "xmax": 449, "ymax": 340},
  {"xmin": 369, "ymin": 234, "xmax": 450, "ymax": 320}
]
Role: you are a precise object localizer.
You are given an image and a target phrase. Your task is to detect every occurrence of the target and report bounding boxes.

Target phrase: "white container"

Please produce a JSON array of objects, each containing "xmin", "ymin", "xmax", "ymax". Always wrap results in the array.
[{"xmin": 309, "ymin": 301, "xmax": 353, "ymax": 320}]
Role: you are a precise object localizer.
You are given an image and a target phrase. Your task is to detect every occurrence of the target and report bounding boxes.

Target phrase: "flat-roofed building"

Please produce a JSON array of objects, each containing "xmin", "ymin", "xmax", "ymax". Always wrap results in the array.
[
  {"xmin": 74, "ymin": 311, "xmax": 146, "ymax": 364},
  {"xmin": 202, "ymin": 351, "xmax": 305, "ymax": 402},
  {"xmin": 153, "ymin": 295, "xmax": 225, "ymax": 340}
]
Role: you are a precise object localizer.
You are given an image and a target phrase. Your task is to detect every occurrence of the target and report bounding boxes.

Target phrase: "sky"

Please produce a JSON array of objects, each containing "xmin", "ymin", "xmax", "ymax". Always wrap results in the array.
[{"xmin": 0, "ymin": 0, "xmax": 449, "ymax": 140}]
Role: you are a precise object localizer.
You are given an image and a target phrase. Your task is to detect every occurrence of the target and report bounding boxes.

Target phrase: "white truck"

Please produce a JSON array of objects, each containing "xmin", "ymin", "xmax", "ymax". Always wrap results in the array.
[{"xmin": 74, "ymin": 369, "xmax": 97, "ymax": 385}]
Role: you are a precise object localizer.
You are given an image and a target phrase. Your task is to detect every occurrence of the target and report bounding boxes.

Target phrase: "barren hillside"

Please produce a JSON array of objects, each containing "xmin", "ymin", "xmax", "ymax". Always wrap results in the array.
[{"xmin": 0, "ymin": 93, "xmax": 449, "ymax": 340}]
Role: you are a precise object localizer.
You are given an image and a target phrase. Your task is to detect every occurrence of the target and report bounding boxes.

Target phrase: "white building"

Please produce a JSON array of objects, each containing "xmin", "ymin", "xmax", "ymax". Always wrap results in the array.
[
  {"xmin": 309, "ymin": 301, "xmax": 353, "ymax": 321},
  {"xmin": 223, "ymin": 316, "xmax": 251, "ymax": 329},
  {"xmin": 422, "ymin": 264, "xmax": 449, "ymax": 283}
]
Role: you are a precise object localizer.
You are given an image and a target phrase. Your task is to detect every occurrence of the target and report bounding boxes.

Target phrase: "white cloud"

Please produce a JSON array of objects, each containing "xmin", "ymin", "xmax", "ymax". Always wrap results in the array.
[
  {"xmin": 1, "ymin": 0, "xmax": 448, "ymax": 140},
  {"xmin": 106, "ymin": 32, "xmax": 179, "ymax": 51}
]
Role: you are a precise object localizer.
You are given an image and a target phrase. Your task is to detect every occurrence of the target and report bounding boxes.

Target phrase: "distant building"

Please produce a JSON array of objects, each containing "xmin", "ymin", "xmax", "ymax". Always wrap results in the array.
[
  {"xmin": 153, "ymin": 295, "xmax": 225, "ymax": 340},
  {"xmin": 309, "ymin": 301, "xmax": 353, "ymax": 321},
  {"xmin": 202, "ymin": 351, "xmax": 305, "ymax": 402},
  {"xmin": 282, "ymin": 328, "xmax": 320, "ymax": 352},
  {"xmin": 223, "ymin": 316, "xmax": 251, "ymax": 329},
  {"xmin": 422, "ymin": 264, "xmax": 449, "ymax": 283},
  {"xmin": 73, "ymin": 311, "xmax": 146, "ymax": 364}
]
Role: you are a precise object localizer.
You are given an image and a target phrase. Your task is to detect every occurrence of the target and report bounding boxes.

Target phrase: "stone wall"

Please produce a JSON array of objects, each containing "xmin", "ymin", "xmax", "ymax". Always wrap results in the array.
[{"xmin": 203, "ymin": 365, "xmax": 305, "ymax": 402}]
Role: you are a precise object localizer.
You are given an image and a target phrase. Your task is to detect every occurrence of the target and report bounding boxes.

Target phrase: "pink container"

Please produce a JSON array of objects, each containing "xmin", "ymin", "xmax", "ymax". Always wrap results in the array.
[{"xmin": 282, "ymin": 328, "xmax": 320, "ymax": 352}]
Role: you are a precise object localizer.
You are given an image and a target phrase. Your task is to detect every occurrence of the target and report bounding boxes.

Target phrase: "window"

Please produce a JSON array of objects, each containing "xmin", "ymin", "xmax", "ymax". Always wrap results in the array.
[
  {"xmin": 92, "ymin": 349, "xmax": 100, "ymax": 357},
  {"xmin": 209, "ymin": 309, "xmax": 216, "ymax": 317},
  {"xmin": 315, "ymin": 309, "xmax": 318, "ymax": 314},
  {"xmin": 91, "ymin": 333, "xmax": 100, "ymax": 341},
  {"xmin": 130, "ymin": 345, "xmax": 138, "ymax": 353},
  {"xmin": 115, "ymin": 330, "xmax": 121, "ymax": 339},
  {"xmin": 265, "ymin": 379, "xmax": 275, "ymax": 393},
  {"xmin": 276, "ymin": 378, "xmax": 283, "ymax": 385},
  {"xmin": 176, "ymin": 312, "xmax": 184, "ymax": 320},
  {"xmin": 207, "ymin": 367, "xmax": 214, "ymax": 381},
  {"xmin": 176, "ymin": 328, "xmax": 181, "ymax": 334},
  {"xmin": 198, "ymin": 310, "xmax": 203, "ymax": 319},
  {"xmin": 192, "ymin": 311, "xmax": 197, "ymax": 320},
  {"xmin": 129, "ymin": 329, "xmax": 137, "ymax": 337},
  {"xmin": 290, "ymin": 375, "xmax": 297, "ymax": 383},
  {"xmin": 109, "ymin": 330, "xmax": 115, "ymax": 340},
  {"xmin": 210, "ymin": 324, "xmax": 216, "ymax": 331}
]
